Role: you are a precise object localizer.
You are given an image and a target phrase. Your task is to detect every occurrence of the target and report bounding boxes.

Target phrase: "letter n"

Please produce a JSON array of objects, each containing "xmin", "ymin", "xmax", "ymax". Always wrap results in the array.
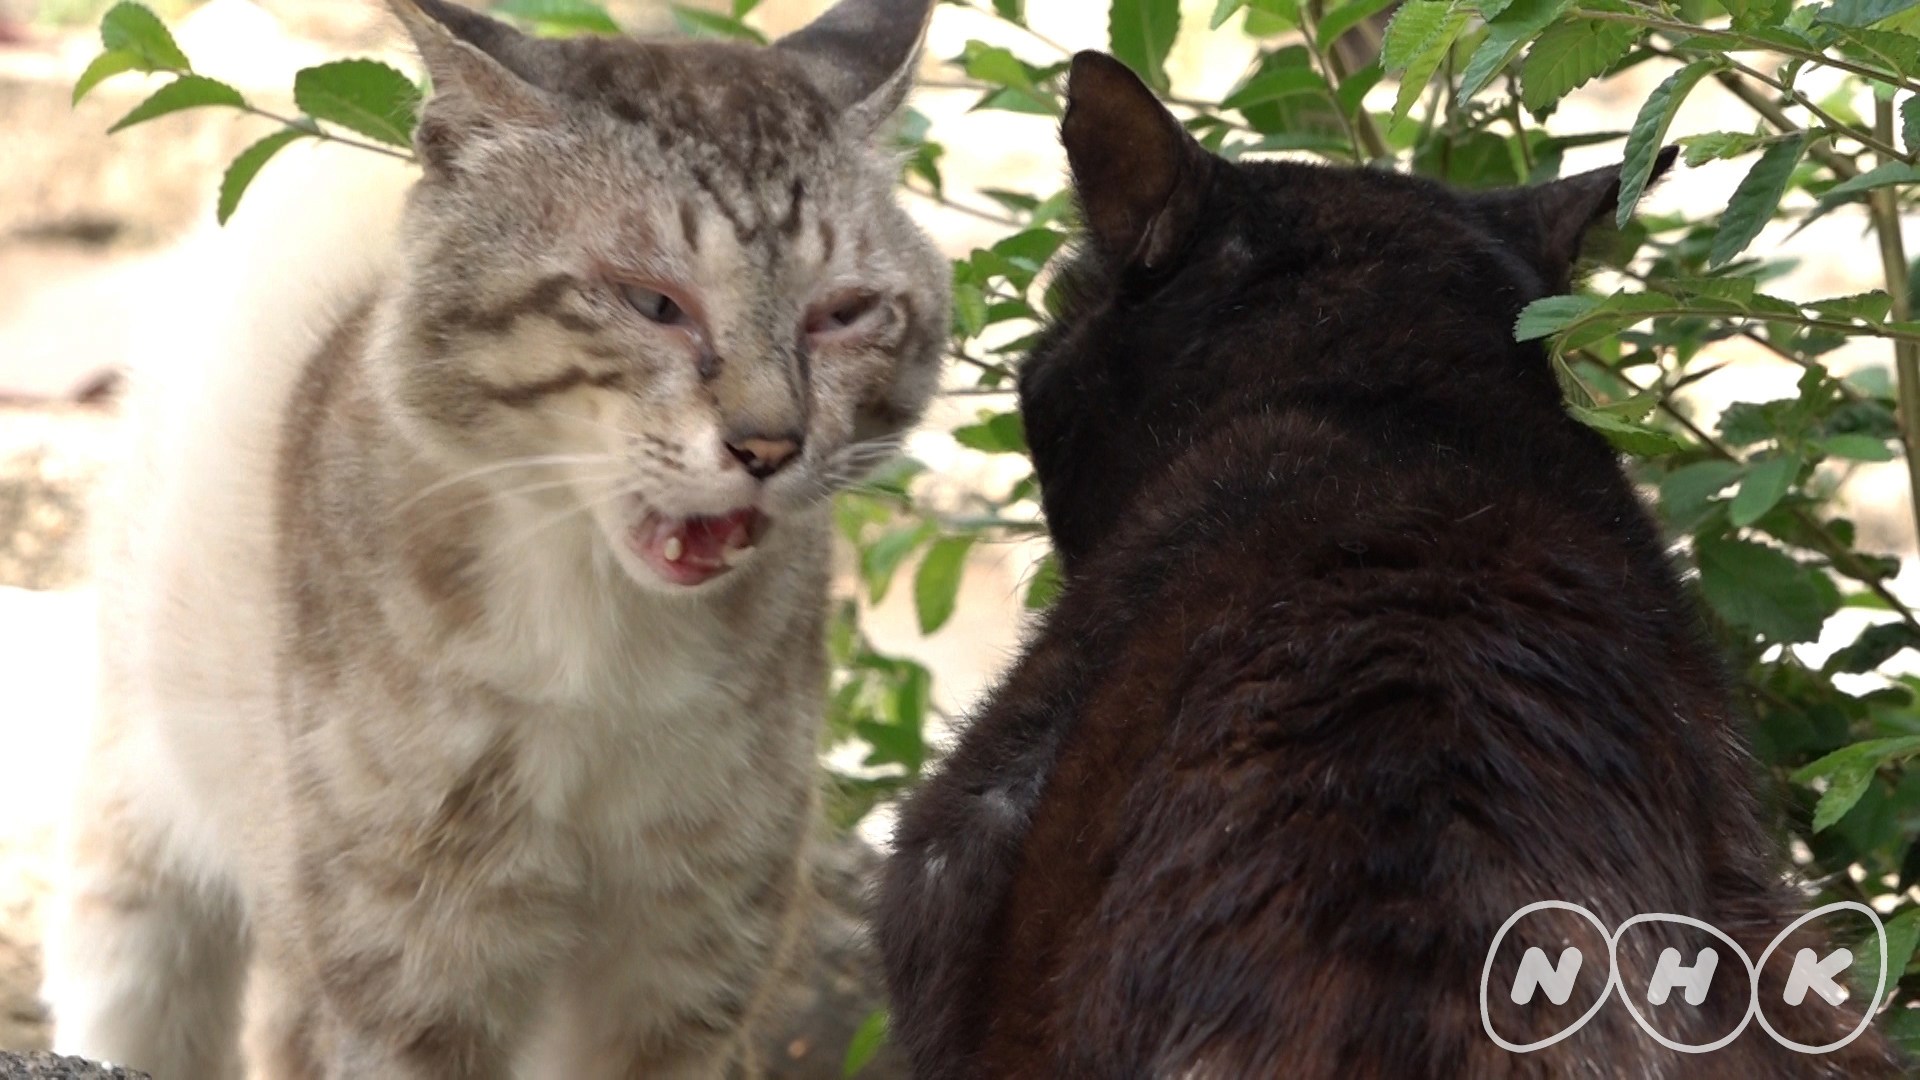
[{"xmin": 1510, "ymin": 946, "xmax": 1584, "ymax": 1006}]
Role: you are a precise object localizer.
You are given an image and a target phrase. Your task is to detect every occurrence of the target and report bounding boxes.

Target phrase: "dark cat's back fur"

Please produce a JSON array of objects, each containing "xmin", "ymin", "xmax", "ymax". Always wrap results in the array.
[{"xmin": 877, "ymin": 53, "xmax": 1903, "ymax": 1078}]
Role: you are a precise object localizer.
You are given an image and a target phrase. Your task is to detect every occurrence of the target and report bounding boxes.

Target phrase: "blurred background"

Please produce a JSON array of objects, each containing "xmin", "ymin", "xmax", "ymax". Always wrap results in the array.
[{"xmin": 1, "ymin": 0, "xmax": 1916, "ymax": 1072}]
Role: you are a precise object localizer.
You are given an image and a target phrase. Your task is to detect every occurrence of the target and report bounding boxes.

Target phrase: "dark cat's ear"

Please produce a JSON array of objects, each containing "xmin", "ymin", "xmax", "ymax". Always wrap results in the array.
[
  {"xmin": 386, "ymin": 0, "xmax": 560, "ymax": 177},
  {"xmin": 1063, "ymin": 51, "xmax": 1215, "ymax": 272},
  {"xmin": 777, "ymin": 0, "xmax": 936, "ymax": 136},
  {"xmin": 1477, "ymin": 146, "xmax": 1679, "ymax": 288}
]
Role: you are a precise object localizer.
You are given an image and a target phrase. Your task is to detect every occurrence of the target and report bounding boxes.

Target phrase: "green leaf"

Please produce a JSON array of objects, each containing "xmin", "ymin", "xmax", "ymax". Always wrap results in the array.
[
  {"xmin": 1709, "ymin": 135, "xmax": 1807, "ymax": 269},
  {"xmin": 960, "ymin": 42, "xmax": 1035, "ymax": 90},
  {"xmin": 1677, "ymin": 131, "xmax": 1772, "ymax": 166},
  {"xmin": 108, "ymin": 74, "xmax": 245, "ymax": 133},
  {"xmin": 1024, "ymin": 553, "xmax": 1064, "ymax": 610},
  {"xmin": 1390, "ymin": 6, "xmax": 1471, "ymax": 123},
  {"xmin": 1660, "ymin": 460, "xmax": 1743, "ymax": 526},
  {"xmin": 1728, "ymin": 451, "xmax": 1799, "ymax": 526},
  {"xmin": 1520, "ymin": 19, "xmax": 1636, "ymax": 114},
  {"xmin": 99, "ymin": 2, "xmax": 190, "ymax": 73},
  {"xmin": 862, "ymin": 523, "xmax": 934, "ymax": 604},
  {"xmin": 1568, "ymin": 405, "xmax": 1687, "ymax": 456},
  {"xmin": 1381, "ymin": 0, "xmax": 1456, "ymax": 71},
  {"xmin": 1807, "ymin": 290, "xmax": 1893, "ymax": 321},
  {"xmin": 1320, "ymin": 0, "xmax": 1400, "ymax": 44},
  {"xmin": 1695, "ymin": 535, "xmax": 1837, "ymax": 644},
  {"xmin": 953, "ymin": 412, "xmax": 1028, "ymax": 453},
  {"xmin": 218, "ymin": 128, "xmax": 307, "ymax": 226},
  {"xmin": 843, "ymin": 1009, "xmax": 889, "ymax": 1077},
  {"xmin": 1793, "ymin": 735, "xmax": 1920, "ymax": 831},
  {"xmin": 293, "ymin": 61, "xmax": 418, "ymax": 149},
  {"xmin": 1852, "ymin": 907, "xmax": 1920, "ymax": 993},
  {"xmin": 670, "ymin": 5, "xmax": 769, "ymax": 43},
  {"xmin": 1820, "ymin": 161, "xmax": 1920, "ymax": 204},
  {"xmin": 1818, "ymin": 432, "xmax": 1896, "ymax": 460},
  {"xmin": 1211, "ymin": 0, "xmax": 1247, "ymax": 28},
  {"xmin": 495, "ymin": 0, "xmax": 622, "ymax": 34},
  {"xmin": 1222, "ymin": 66, "xmax": 1327, "ymax": 110},
  {"xmin": 1618, "ymin": 59, "xmax": 1720, "ymax": 227},
  {"xmin": 1514, "ymin": 294, "xmax": 1599, "ymax": 339},
  {"xmin": 1816, "ymin": 0, "xmax": 1920, "ymax": 28},
  {"xmin": 1457, "ymin": 0, "xmax": 1572, "ymax": 103},
  {"xmin": 1826, "ymin": 622, "xmax": 1920, "ymax": 673},
  {"xmin": 1109, "ymin": 0, "xmax": 1183, "ymax": 92},
  {"xmin": 1904, "ymin": 96, "xmax": 1918, "ymax": 155},
  {"xmin": 914, "ymin": 536, "xmax": 975, "ymax": 635},
  {"xmin": 992, "ymin": 0, "xmax": 1026, "ymax": 24},
  {"xmin": 73, "ymin": 49, "xmax": 139, "ymax": 105}
]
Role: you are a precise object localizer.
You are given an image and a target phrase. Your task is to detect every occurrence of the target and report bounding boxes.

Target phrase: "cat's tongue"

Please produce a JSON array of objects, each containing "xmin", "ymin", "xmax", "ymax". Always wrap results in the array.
[{"xmin": 632, "ymin": 508, "xmax": 767, "ymax": 587}]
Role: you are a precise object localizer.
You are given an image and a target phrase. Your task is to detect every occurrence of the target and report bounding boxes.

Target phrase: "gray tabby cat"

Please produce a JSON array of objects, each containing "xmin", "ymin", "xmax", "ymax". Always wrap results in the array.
[{"xmin": 40, "ymin": 1, "xmax": 947, "ymax": 1076}]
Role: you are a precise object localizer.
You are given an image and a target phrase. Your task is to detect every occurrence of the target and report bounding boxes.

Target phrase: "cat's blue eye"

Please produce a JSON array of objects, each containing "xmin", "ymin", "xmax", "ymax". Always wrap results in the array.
[{"xmin": 623, "ymin": 284, "xmax": 688, "ymax": 327}]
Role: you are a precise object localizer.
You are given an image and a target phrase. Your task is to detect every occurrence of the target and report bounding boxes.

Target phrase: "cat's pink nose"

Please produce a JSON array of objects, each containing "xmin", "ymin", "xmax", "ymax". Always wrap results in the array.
[{"xmin": 726, "ymin": 434, "xmax": 803, "ymax": 479}]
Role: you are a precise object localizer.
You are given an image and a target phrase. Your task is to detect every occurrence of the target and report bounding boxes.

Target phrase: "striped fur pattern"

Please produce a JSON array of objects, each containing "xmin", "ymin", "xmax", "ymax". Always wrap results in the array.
[{"xmin": 41, "ymin": 2, "xmax": 946, "ymax": 1077}]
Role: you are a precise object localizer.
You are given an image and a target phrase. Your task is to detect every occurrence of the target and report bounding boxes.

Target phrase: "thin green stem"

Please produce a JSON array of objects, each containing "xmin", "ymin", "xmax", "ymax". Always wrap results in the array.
[
  {"xmin": 1869, "ymin": 95, "xmax": 1920, "ymax": 553},
  {"xmin": 906, "ymin": 183, "xmax": 1022, "ymax": 228},
  {"xmin": 950, "ymin": 351, "xmax": 1017, "ymax": 381},
  {"xmin": 1572, "ymin": 4, "xmax": 1920, "ymax": 95},
  {"xmin": 239, "ymin": 105, "xmax": 416, "ymax": 163},
  {"xmin": 1302, "ymin": 0, "xmax": 1391, "ymax": 161},
  {"xmin": 1719, "ymin": 56, "xmax": 1913, "ymax": 164},
  {"xmin": 1702, "ymin": 67, "xmax": 1861, "ymax": 180}
]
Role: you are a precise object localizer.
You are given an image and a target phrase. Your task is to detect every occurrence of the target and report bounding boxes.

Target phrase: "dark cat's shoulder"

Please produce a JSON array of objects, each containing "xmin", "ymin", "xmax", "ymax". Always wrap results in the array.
[{"xmin": 878, "ymin": 51, "xmax": 1902, "ymax": 1079}]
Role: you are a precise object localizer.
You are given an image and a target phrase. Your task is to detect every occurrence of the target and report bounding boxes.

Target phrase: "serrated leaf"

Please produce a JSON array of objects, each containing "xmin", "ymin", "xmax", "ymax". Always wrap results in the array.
[
  {"xmin": 861, "ymin": 523, "xmax": 934, "ymax": 604},
  {"xmin": 960, "ymin": 42, "xmax": 1035, "ymax": 90},
  {"xmin": 1515, "ymin": 294, "xmax": 1600, "ymax": 339},
  {"xmin": 1568, "ymin": 405, "xmax": 1688, "ymax": 456},
  {"xmin": 293, "ymin": 60, "xmax": 418, "ymax": 149},
  {"xmin": 1520, "ymin": 20, "xmax": 1636, "ymax": 113},
  {"xmin": 1385, "ymin": 3, "xmax": 1469, "ymax": 122},
  {"xmin": 100, "ymin": 2, "xmax": 190, "ymax": 73},
  {"xmin": 495, "ymin": 0, "xmax": 622, "ymax": 34},
  {"xmin": 1852, "ymin": 907, "xmax": 1920, "ymax": 993},
  {"xmin": 1321, "ymin": 0, "xmax": 1400, "ymax": 43},
  {"xmin": 1695, "ymin": 535, "xmax": 1837, "ymax": 644},
  {"xmin": 1794, "ymin": 735, "xmax": 1920, "ymax": 831},
  {"xmin": 1457, "ymin": 0, "xmax": 1572, "ymax": 103},
  {"xmin": 1110, "ymin": 0, "xmax": 1182, "ymax": 93},
  {"xmin": 1904, "ymin": 96, "xmax": 1918, "ymax": 155},
  {"xmin": 1381, "ymin": 0, "xmax": 1456, "ymax": 71},
  {"xmin": 1808, "ymin": 291, "xmax": 1893, "ymax": 321},
  {"xmin": 1709, "ymin": 135, "xmax": 1806, "ymax": 268},
  {"xmin": 1618, "ymin": 59, "xmax": 1720, "ymax": 226},
  {"xmin": 1661, "ymin": 460, "xmax": 1743, "ymax": 526},
  {"xmin": 914, "ymin": 536, "xmax": 974, "ymax": 635},
  {"xmin": 1211, "ymin": 0, "xmax": 1247, "ymax": 28},
  {"xmin": 1816, "ymin": 0, "xmax": 1920, "ymax": 27},
  {"xmin": 218, "ymin": 128, "xmax": 307, "ymax": 225},
  {"xmin": 993, "ymin": 0, "xmax": 1025, "ymax": 23},
  {"xmin": 1820, "ymin": 161, "xmax": 1920, "ymax": 205},
  {"xmin": 1677, "ymin": 131, "xmax": 1771, "ymax": 166},
  {"xmin": 1811, "ymin": 759, "xmax": 1876, "ymax": 831},
  {"xmin": 843, "ymin": 1009, "xmax": 889, "ymax": 1077},
  {"xmin": 108, "ymin": 74, "xmax": 245, "ymax": 133},
  {"xmin": 73, "ymin": 49, "xmax": 139, "ymax": 105},
  {"xmin": 1826, "ymin": 622, "xmax": 1920, "ymax": 673},
  {"xmin": 953, "ymin": 412, "xmax": 1027, "ymax": 453},
  {"xmin": 1728, "ymin": 452, "xmax": 1799, "ymax": 526}
]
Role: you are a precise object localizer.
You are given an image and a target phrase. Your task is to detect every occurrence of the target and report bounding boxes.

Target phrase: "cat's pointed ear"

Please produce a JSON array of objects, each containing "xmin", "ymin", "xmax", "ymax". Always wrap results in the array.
[
  {"xmin": 386, "ymin": 0, "xmax": 560, "ymax": 176},
  {"xmin": 1478, "ymin": 146, "xmax": 1679, "ymax": 288},
  {"xmin": 1063, "ymin": 51, "xmax": 1214, "ymax": 272},
  {"xmin": 776, "ymin": 0, "xmax": 935, "ymax": 136}
]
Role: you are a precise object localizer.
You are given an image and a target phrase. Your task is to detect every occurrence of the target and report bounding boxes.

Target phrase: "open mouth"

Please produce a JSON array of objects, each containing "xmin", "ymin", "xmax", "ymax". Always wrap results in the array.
[{"xmin": 629, "ymin": 507, "xmax": 770, "ymax": 587}]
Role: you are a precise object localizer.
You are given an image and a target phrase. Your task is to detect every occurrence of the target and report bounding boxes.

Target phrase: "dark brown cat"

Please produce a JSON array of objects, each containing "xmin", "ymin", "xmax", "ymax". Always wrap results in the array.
[{"xmin": 877, "ymin": 52, "xmax": 1904, "ymax": 1079}]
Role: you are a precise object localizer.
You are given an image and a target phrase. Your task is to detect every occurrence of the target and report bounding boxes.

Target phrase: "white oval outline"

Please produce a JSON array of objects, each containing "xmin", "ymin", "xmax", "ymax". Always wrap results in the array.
[
  {"xmin": 1750, "ymin": 900, "xmax": 1887, "ymax": 1055},
  {"xmin": 1479, "ymin": 900, "xmax": 1616, "ymax": 1053},
  {"xmin": 1609, "ymin": 912, "xmax": 1757, "ymax": 1053}
]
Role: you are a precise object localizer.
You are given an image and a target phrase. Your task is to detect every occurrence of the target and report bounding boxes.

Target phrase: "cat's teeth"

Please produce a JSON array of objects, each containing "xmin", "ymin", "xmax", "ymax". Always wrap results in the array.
[{"xmin": 663, "ymin": 536, "xmax": 686, "ymax": 562}]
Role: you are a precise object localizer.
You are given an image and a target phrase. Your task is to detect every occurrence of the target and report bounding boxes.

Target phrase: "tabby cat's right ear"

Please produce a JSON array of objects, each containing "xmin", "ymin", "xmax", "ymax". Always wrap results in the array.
[
  {"xmin": 386, "ymin": 0, "xmax": 560, "ymax": 178},
  {"xmin": 1062, "ymin": 51, "xmax": 1214, "ymax": 272},
  {"xmin": 776, "ymin": 0, "xmax": 937, "ymax": 137}
]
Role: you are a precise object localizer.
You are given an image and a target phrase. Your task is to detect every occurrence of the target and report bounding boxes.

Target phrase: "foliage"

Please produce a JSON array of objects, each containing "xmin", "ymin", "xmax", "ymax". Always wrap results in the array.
[{"xmin": 77, "ymin": 0, "xmax": 1920, "ymax": 1060}]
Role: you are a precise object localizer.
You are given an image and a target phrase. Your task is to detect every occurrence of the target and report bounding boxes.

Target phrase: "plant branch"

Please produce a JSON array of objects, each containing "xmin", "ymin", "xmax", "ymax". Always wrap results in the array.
[
  {"xmin": 1302, "ymin": 0, "xmax": 1391, "ymax": 161},
  {"xmin": 906, "ymin": 183, "xmax": 1022, "ymax": 227},
  {"xmin": 1869, "ymin": 95, "xmax": 1920, "ymax": 553},
  {"xmin": 1701, "ymin": 68, "xmax": 1860, "ymax": 180},
  {"xmin": 240, "ymin": 105, "xmax": 415, "ymax": 163},
  {"xmin": 1718, "ymin": 55, "xmax": 1912, "ymax": 165},
  {"xmin": 950, "ymin": 350, "xmax": 1017, "ymax": 381},
  {"xmin": 1575, "ymin": 5, "xmax": 1920, "ymax": 95}
]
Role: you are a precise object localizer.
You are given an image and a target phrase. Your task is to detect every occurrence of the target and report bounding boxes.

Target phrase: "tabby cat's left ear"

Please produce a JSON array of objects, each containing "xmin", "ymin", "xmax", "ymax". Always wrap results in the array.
[
  {"xmin": 1477, "ymin": 146, "xmax": 1680, "ymax": 289},
  {"xmin": 776, "ymin": 0, "xmax": 936, "ymax": 136},
  {"xmin": 386, "ymin": 0, "xmax": 560, "ymax": 177}
]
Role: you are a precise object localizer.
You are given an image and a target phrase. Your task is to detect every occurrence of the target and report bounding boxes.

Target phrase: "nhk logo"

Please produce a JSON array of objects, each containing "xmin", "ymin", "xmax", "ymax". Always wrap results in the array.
[{"xmin": 1480, "ymin": 900, "xmax": 1887, "ymax": 1055}]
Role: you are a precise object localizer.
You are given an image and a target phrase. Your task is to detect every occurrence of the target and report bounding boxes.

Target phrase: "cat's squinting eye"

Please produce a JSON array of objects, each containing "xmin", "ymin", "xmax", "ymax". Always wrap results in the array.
[
  {"xmin": 622, "ymin": 284, "xmax": 692, "ymax": 329},
  {"xmin": 806, "ymin": 293, "xmax": 886, "ymax": 341}
]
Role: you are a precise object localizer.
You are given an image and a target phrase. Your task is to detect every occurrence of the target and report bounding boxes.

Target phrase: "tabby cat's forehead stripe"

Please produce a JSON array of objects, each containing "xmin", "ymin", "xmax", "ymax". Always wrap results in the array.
[
  {"xmin": 479, "ymin": 367, "xmax": 626, "ymax": 409},
  {"xmin": 418, "ymin": 273, "xmax": 606, "ymax": 350}
]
